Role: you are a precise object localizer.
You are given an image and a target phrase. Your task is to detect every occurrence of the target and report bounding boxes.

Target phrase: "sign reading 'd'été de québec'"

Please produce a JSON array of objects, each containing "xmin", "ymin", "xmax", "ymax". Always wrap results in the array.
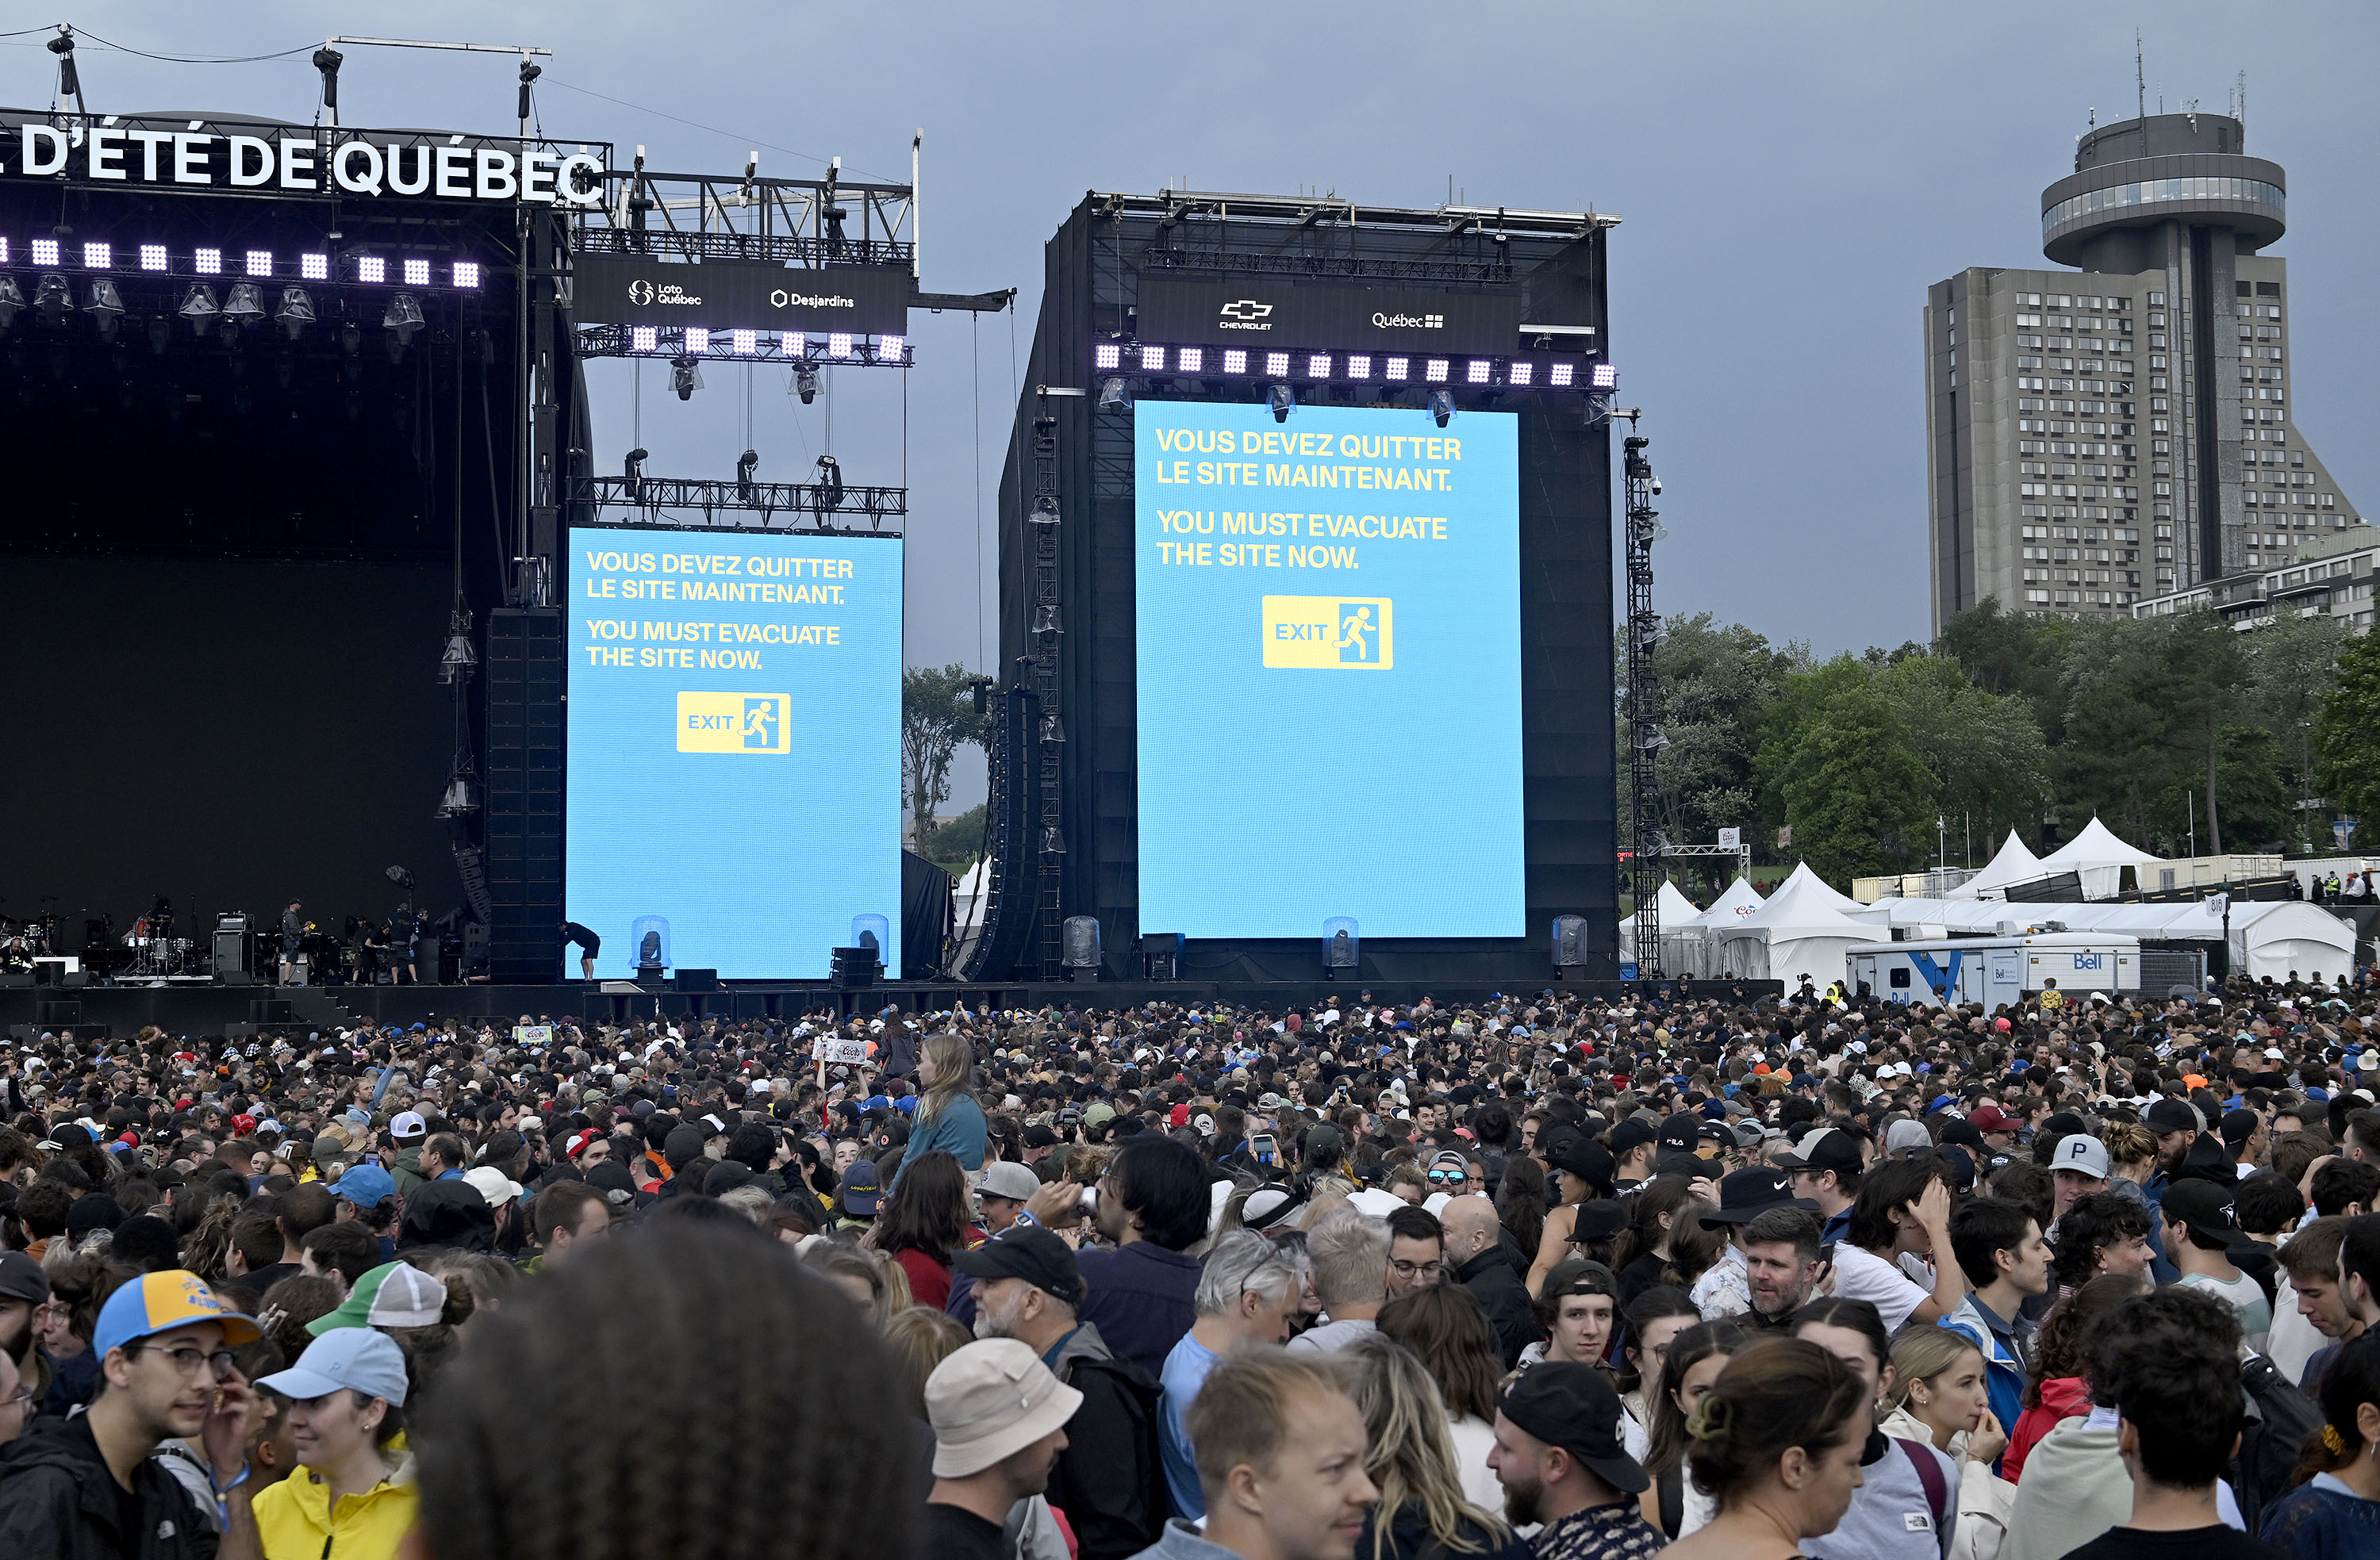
[{"xmin": 0, "ymin": 111, "xmax": 608, "ymax": 205}]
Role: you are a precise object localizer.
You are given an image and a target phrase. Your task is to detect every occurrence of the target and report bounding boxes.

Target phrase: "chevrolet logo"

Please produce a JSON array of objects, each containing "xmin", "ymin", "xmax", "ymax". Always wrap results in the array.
[{"xmin": 1218, "ymin": 300, "xmax": 1274, "ymax": 321}]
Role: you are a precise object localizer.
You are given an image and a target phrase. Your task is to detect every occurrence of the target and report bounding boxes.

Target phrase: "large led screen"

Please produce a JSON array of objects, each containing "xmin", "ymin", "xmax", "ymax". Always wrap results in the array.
[
  {"xmin": 566, "ymin": 526, "xmax": 901, "ymax": 978},
  {"xmin": 1135, "ymin": 400, "xmax": 1525, "ymax": 938}
]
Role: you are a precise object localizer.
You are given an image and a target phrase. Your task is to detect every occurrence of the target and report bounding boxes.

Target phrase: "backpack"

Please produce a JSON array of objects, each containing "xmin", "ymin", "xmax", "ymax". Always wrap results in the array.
[
  {"xmin": 1895, "ymin": 1438, "xmax": 1952, "ymax": 1554},
  {"xmin": 1054, "ymin": 1351, "xmax": 1169, "ymax": 1559},
  {"xmin": 2232, "ymin": 1353, "xmax": 2324, "ymax": 1536}
]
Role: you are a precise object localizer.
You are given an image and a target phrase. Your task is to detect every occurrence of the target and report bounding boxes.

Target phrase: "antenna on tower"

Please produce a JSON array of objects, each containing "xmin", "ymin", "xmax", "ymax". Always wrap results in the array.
[
  {"xmin": 2136, "ymin": 33, "xmax": 2151, "ymax": 155},
  {"xmin": 2235, "ymin": 69, "xmax": 2248, "ymax": 127}
]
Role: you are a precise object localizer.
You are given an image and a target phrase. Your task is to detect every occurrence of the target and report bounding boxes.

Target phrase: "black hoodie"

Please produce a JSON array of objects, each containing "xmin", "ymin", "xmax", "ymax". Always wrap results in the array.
[{"xmin": 0, "ymin": 1412, "xmax": 217, "ymax": 1560}]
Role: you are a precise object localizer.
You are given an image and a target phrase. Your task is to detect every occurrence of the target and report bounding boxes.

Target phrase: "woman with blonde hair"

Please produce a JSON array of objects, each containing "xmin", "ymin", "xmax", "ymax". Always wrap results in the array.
[
  {"xmin": 895, "ymin": 1032, "xmax": 986, "ymax": 1185},
  {"xmin": 1341, "ymin": 1333, "xmax": 1530, "ymax": 1560},
  {"xmin": 1880, "ymin": 1324, "xmax": 2014, "ymax": 1560}
]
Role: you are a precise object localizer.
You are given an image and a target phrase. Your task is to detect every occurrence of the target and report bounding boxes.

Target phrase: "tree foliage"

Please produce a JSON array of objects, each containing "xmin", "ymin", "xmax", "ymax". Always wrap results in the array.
[
  {"xmin": 900, "ymin": 663, "xmax": 985, "ymax": 835},
  {"xmin": 1622, "ymin": 595, "xmax": 2353, "ymax": 885}
]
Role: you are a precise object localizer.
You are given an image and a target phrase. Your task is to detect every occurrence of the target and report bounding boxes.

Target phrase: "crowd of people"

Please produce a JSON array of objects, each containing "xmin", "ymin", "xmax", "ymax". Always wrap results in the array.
[{"xmin": 2, "ymin": 970, "xmax": 2380, "ymax": 1559}]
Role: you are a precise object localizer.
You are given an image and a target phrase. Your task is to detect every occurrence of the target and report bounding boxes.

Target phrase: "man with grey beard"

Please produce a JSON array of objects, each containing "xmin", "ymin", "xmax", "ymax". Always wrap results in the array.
[{"xmin": 958, "ymin": 1226, "xmax": 1168, "ymax": 1560}]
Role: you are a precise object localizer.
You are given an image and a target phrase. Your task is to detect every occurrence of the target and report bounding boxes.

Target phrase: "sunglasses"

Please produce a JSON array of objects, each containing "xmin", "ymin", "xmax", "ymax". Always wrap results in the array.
[{"xmin": 1426, "ymin": 1167, "xmax": 1468, "ymax": 1183}]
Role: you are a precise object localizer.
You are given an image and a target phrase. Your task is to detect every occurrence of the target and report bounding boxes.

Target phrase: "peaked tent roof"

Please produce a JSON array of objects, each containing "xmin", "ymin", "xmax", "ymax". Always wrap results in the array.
[
  {"xmin": 1721, "ymin": 869, "xmax": 1887, "ymax": 939},
  {"xmin": 1949, "ymin": 830, "xmax": 2043, "ymax": 899},
  {"xmin": 1655, "ymin": 880, "xmax": 1704, "ymax": 926},
  {"xmin": 2036, "ymin": 816, "xmax": 2159, "ymax": 872},
  {"xmin": 1687, "ymin": 876, "xmax": 1768, "ymax": 927},
  {"xmin": 1770, "ymin": 861, "xmax": 1865, "ymax": 914}
]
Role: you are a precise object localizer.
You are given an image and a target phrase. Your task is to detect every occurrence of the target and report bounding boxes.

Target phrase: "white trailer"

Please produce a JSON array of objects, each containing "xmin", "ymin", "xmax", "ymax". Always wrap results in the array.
[{"xmin": 1846, "ymin": 933, "xmax": 2140, "ymax": 1007}]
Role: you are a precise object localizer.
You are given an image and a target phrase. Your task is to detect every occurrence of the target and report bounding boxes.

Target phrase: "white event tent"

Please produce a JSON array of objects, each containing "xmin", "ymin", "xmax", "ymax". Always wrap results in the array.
[
  {"xmin": 1947, "ymin": 830, "xmax": 2043, "ymax": 899},
  {"xmin": 1712, "ymin": 866, "xmax": 1890, "ymax": 983},
  {"xmin": 2032, "ymin": 816, "xmax": 2163, "ymax": 900},
  {"xmin": 1620, "ymin": 880, "xmax": 1706, "ymax": 967},
  {"xmin": 1837, "ymin": 895, "xmax": 2355, "ymax": 983}
]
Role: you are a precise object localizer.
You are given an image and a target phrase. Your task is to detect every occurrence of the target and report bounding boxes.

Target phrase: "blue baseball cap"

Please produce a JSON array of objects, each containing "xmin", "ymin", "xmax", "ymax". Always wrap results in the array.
[
  {"xmin": 328, "ymin": 1162, "xmax": 397, "ymax": 1208},
  {"xmin": 258, "ymin": 1326, "xmax": 409, "ymax": 1405}
]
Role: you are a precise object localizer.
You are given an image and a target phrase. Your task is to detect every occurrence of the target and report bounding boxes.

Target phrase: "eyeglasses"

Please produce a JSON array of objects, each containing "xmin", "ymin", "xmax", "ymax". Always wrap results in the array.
[
  {"xmin": 1426, "ymin": 1168, "xmax": 1467, "ymax": 1184},
  {"xmin": 131, "ymin": 1344, "xmax": 237, "ymax": 1380},
  {"xmin": 1390, "ymin": 1259, "xmax": 1445, "ymax": 1280}
]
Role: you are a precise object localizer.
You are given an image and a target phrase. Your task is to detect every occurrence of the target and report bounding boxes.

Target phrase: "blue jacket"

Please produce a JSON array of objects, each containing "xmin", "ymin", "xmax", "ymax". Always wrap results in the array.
[
  {"xmin": 1940, "ymin": 1294, "xmax": 2030, "ymax": 1475},
  {"xmin": 896, "ymin": 1094, "xmax": 986, "ymax": 1179}
]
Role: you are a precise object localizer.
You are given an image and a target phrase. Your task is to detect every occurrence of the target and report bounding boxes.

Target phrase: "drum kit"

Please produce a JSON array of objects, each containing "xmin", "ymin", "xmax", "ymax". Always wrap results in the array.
[{"xmin": 0, "ymin": 895, "xmax": 199, "ymax": 979}]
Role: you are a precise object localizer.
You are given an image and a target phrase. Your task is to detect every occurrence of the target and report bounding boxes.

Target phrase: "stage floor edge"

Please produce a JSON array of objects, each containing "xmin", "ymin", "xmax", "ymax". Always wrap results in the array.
[{"xmin": 0, "ymin": 976, "xmax": 1778, "ymax": 1037}]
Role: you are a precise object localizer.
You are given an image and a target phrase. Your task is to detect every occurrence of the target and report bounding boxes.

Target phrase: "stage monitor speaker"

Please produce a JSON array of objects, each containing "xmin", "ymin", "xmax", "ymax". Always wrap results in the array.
[
  {"xmin": 250, "ymin": 998, "xmax": 292, "ymax": 1024},
  {"xmin": 674, "ymin": 968, "xmax": 720, "ymax": 993},
  {"xmin": 829, "ymin": 945, "xmax": 881, "ymax": 989},
  {"xmin": 1552, "ymin": 914, "xmax": 1590, "ymax": 969},
  {"xmin": 1140, "ymin": 931, "xmax": 1181, "ymax": 981},
  {"xmin": 1322, "ymin": 916, "xmax": 1360, "ymax": 979},
  {"xmin": 1061, "ymin": 916, "xmax": 1102, "ymax": 978}
]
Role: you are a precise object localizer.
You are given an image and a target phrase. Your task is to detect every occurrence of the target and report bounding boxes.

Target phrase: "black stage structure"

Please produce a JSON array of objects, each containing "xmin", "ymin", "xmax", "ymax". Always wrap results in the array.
[
  {"xmin": 0, "ymin": 75, "xmax": 1008, "ymax": 1015},
  {"xmin": 965, "ymin": 192, "xmax": 1626, "ymax": 988}
]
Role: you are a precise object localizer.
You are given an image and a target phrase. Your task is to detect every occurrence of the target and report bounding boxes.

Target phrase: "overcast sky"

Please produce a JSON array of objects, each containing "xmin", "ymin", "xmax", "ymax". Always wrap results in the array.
[{"xmin": 24, "ymin": 3, "xmax": 2380, "ymax": 724}]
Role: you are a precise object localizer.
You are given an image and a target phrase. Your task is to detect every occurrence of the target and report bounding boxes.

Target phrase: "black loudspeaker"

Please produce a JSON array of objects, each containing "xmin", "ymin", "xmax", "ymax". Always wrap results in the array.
[
  {"xmin": 674, "ymin": 968, "xmax": 720, "ymax": 993},
  {"xmin": 1552, "ymin": 914, "xmax": 1590, "ymax": 969},
  {"xmin": 1061, "ymin": 917, "xmax": 1102, "ymax": 978},
  {"xmin": 1140, "ymin": 932, "xmax": 1181, "ymax": 981},
  {"xmin": 829, "ymin": 946, "xmax": 881, "ymax": 988},
  {"xmin": 214, "ymin": 913, "xmax": 255, "ymax": 984},
  {"xmin": 36, "ymin": 1000, "xmax": 80, "ymax": 1027}
]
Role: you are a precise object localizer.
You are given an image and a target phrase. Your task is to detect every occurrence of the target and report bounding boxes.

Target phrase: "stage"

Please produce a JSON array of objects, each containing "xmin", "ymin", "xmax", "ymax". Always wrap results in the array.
[{"xmin": 0, "ymin": 975, "xmax": 1778, "ymax": 1037}]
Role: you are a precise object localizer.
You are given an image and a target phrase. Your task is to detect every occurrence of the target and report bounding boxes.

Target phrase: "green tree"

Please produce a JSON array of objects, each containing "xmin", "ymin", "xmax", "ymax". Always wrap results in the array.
[
  {"xmin": 1626, "ymin": 614, "xmax": 1791, "ymax": 859},
  {"xmin": 900, "ymin": 663, "xmax": 985, "ymax": 836},
  {"xmin": 2317, "ymin": 627, "xmax": 2380, "ymax": 825},
  {"xmin": 1754, "ymin": 656, "xmax": 1937, "ymax": 884},
  {"xmin": 1873, "ymin": 653, "xmax": 2050, "ymax": 854},
  {"xmin": 918, "ymin": 803, "xmax": 987, "ymax": 870}
]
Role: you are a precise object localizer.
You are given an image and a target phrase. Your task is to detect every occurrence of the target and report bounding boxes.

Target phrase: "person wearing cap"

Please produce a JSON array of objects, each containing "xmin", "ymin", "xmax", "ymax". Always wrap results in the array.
[
  {"xmin": 1967, "ymin": 1102, "xmax": 2020, "ymax": 1154},
  {"xmin": 2163, "ymin": 1180, "xmax": 2273, "ymax": 1351},
  {"xmin": 1688, "ymin": 1168, "xmax": 1818, "ymax": 1322},
  {"xmin": 1775, "ymin": 1127, "xmax": 1869, "ymax": 1246},
  {"xmin": 0, "ymin": 1270, "xmax": 261, "ymax": 1559},
  {"xmin": 978, "ymin": 1160, "xmax": 1042, "ymax": 1239},
  {"xmin": 959, "ymin": 1228, "xmax": 1167, "ymax": 1560},
  {"xmin": 2219, "ymin": 1110, "xmax": 2267, "ymax": 1179},
  {"xmin": 1488, "ymin": 1362, "xmax": 1659, "ymax": 1560},
  {"xmin": 2047, "ymin": 1133, "xmax": 2112, "ymax": 1223},
  {"xmin": 305, "ymin": 1263, "xmax": 446, "ymax": 1340},
  {"xmin": 923, "ymin": 1339, "xmax": 1083, "ymax": 1560},
  {"xmin": 249, "ymin": 1330, "xmax": 413, "ymax": 1560},
  {"xmin": 1607, "ymin": 1121, "xmax": 1660, "ymax": 1194},
  {"xmin": 0, "ymin": 1252, "xmax": 52, "ymax": 1415}
]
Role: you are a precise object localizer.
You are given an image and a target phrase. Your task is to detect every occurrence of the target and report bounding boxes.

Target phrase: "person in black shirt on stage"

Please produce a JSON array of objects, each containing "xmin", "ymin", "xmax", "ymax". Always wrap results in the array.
[
  {"xmin": 278, "ymin": 899, "xmax": 305, "ymax": 984},
  {"xmin": 561, "ymin": 922, "xmax": 601, "ymax": 980}
]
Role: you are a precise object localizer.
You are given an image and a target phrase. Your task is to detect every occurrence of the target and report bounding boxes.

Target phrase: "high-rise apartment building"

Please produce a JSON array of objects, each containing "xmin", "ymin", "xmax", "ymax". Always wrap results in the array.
[{"xmin": 1925, "ymin": 113, "xmax": 2359, "ymax": 631}]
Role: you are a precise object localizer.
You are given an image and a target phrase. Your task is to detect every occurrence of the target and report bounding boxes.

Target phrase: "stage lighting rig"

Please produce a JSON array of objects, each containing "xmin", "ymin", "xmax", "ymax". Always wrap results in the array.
[
  {"xmin": 382, "ymin": 292, "xmax": 424, "ymax": 346},
  {"xmin": 623, "ymin": 447, "xmax": 648, "ymax": 501},
  {"xmin": 1267, "ymin": 382, "xmax": 1296, "ymax": 423},
  {"xmin": 1426, "ymin": 389, "xmax": 1455, "ymax": 428},
  {"xmin": 735, "ymin": 448, "xmax": 759, "ymax": 502},
  {"xmin": 1096, "ymin": 376, "xmax": 1130, "ymax": 412},
  {"xmin": 274, "ymin": 287, "xmax": 315, "ymax": 340},
  {"xmin": 791, "ymin": 363, "xmax": 820, "ymax": 404},
  {"xmin": 0, "ymin": 278, "xmax": 20, "ymax": 331},
  {"xmin": 85, "ymin": 278, "xmax": 123, "ymax": 339},
  {"xmin": 671, "ymin": 355, "xmax": 702, "ymax": 400},
  {"xmin": 33, "ymin": 274, "xmax": 69, "ymax": 324},
  {"xmin": 814, "ymin": 454, "xmax": 845, "ymax": 515},
  {"xmin": 222, "ymin": 283, "xmax": 266, "ymax": 328},
  {"xmin": 179, "ymin": 285, "xmax": 219, "ymax": 335}
]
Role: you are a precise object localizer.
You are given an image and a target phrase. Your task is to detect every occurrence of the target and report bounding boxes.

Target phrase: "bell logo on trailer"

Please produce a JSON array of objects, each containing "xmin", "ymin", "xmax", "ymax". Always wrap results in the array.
[
  {"xmin": 1261, "ymin": 596, "xmax": 1394, "ymax": 669},
  {"xmin": 676, "ymin": 692, "xmax": 791, "ymax": 753}
]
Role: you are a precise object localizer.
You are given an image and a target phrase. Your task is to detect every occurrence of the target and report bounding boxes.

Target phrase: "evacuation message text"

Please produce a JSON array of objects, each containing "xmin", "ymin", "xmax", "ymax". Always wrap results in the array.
[
  {"xmin": 1133, "ymin": 399, "xmax": 1525, "ymax": 939},
  {"xmin": 565, "ymin": 527, "xmax": 902, "ymax": 979}
]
